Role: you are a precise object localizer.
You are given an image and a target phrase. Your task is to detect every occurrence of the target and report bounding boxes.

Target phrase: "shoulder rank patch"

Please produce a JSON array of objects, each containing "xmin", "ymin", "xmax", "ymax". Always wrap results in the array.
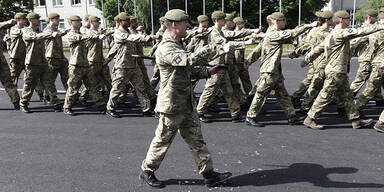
[
  {"xmin": 347, "ymin": 28, "xmax": 354, "ymax": 33},
  {"xmin": 226, "ymin": 31, "xmax": 234, "ymax": 36},
  {"xmin": 29, "ymin": 32, "xmax": 34, "ymax": 37},
  {"xmin": 122, "ymin": 33, "xmax": 127, "ymax": 38},
  {"xmin": 218, "ymin": 39, "xmax": 225, "ymax": 44},
  {"xmin": 173, "ymin": 55, "xmax": 182, "ymax": 64}
]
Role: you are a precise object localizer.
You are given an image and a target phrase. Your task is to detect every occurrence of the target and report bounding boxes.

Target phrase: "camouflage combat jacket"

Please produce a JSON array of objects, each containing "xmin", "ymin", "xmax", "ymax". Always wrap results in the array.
[
  {"xmin": 22, "ymin": 26, "xmax": 52, "ymax": 66},
  {"xmin": 44, "ymin": 24, "xmax": 67, "ymax": 59},
  {"xmin": 67, "ymin": 28, "xmax": 99, "ymax": 66},
  {"xmin": 9, "ymin": 25, "xmax": 26, "ymax": 60}
]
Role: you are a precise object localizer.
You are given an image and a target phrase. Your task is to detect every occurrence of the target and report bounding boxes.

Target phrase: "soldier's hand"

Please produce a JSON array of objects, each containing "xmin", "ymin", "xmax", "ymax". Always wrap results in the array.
[
  {"xmin": 379, "ymin": 67, "xmax": 384, "ymax": 75},
  {"xmin": 301, "ymin": 61, "xmax": 308, "ymax": 68},
  {"xmin": 99, "ymin": 34, "xmax": 107, "ymax": 40},
  {"xmin": 145, "ymin": 35, "xmax": 152, "ymax": 42},
  {"xmin": 256, "ymin": 32, "xmax": 265, "ymax": 39},
  {"xmin": 252, "ymin": 27, "xmax": 262, "ymax": 34},
  {"xmin": 151, "ymin": 60, "xmax": 156, "ymax": 66},
  {"xmin": 65, "ymin": 27, "xmax": 72, "ymax": 33},
  {"xmin": 197, "ymin": 27, "xmax": 207, "ymax": 34},
  {"xmin": 223, "ymin": 43, "xmax": 235, "ymax": 53},
  {"xmin": 136, "ymin": 26, "xmax": 144, "ymax": 31},
  {"xmin": 52, "ymin": 32, "xmax": 60, "ymax": 38},
  {"xmin": 209, "ymin": 64, "xmax": 226, "ymax": 75},
  {"xmin": 245, "ymin": 38, "xmax": 256, "ymax": 45},
  {"xmin": 7, "ymin": 19, "xmax": 16, "ymax": 25},
  {"xmin": 309, "ymin": 21, "xmax": 320, "ymax": 28}
]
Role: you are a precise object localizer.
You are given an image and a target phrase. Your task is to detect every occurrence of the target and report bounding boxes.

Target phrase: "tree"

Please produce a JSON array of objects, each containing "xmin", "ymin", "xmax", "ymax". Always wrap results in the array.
[
  {"xmin": 355, "ymin": 0, "xmax": 384, "ymax": 24},
  {"xmin": 0, "ymin": 0, "xmax": 34, "ymax": 21},
  {"xmin": 95, "ymin": 0, "xmax": 328, "ymax": 33}
]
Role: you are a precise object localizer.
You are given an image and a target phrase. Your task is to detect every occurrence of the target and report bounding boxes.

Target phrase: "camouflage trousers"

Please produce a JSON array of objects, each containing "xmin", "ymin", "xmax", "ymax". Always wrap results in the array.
[
  {"xmin": 308, "ymin": 72, "xmax": 359, "ymax": 120},
  {"xmin": 80, "ymin": 62, "xmax": 112, "ymax": 101},
  {"xmin": 247, "ymin": 73, "xmax": 296, "ymax": 118},
  {"xmin": 137, "ymin": 60, "xmax": 156, "ymax": 100},
  {"xmin": 141, "ymin": 109, "xmax": 213, "ymax": 175},
  {"xmin": 150, "ymin": 63, "xmax": 160, "ymax": 89},
  {"xmin": 301, "ymin": 69, "xmax": 326, "ymax": 111},
  {"xmin": 355, "ymin": 63, "xmax": 384, "ymax": 111},
  {"xmin": 350, "ymin": 61, "xmax": 383, "ymax": 100},
  {"xmin": 20, "ymin": 65, "xmax": 60, "ymax": 107},
  {"xmin": 107, "ymin": 67, "xmax": 150, "ymax": 112},
  {"xmin": 197, "ymin": 69, "xmax": 240, "ymax": 116},
  {"xmin": 46, "ymin": 58, "xmax": 69, "ymax": 90},
  {"xmin": 228, "ymin": 64, "xmax": 246, "ymax": 104},
  {"xmin": 0, "ymin": 54, "xmax": 19, "ymax": 103},
  {"xmin": 10, "ymin": 58, "xmax": 44, "ymax": 97},
  {"xmin": 64, "ymin": 65, "xmax": 105, "ymax": 109},
  {"xmin": 237, "ymin": 62, "xmax": 253, "ymax": 95},
  {"xmin": 292, "ymin": 66, "xmax": 314, "ymax": 99}
]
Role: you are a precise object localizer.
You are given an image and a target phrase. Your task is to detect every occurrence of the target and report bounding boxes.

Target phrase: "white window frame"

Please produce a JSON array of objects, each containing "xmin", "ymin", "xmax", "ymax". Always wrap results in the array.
[
  {"xmin": 35, "ymin": 0, "xmax": 46, "ymax": 7},
  {"xmin": 71, "ymin": 0, "xmax": 82, "ymax": 6},
  {"xmin": 89, "ymin": 0, "xmax": 95, "ymax": 5},
  {"xmin": 52, "ymin": 0, "xmax": 63, "ymax": 7}
]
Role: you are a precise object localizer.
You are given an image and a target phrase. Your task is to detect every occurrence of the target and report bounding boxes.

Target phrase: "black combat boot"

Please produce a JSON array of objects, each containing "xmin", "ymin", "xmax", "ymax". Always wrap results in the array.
[
  {"xmin": 376, "ymin": 99, "xmax": 384, "ymax": 106},
  {"xmin": 337, "ymin": 107, "xmax": 346, "ymax": 117},
  {"xmin": 198, "ymin": 113, "xmax": 211, "ymax": 123},
  {"xmin": 232, "ymin": 113, "xmax": 245, "ymax": 123},
  {"xmin": 288, "ymin": 115, "xmax": 301, "ymax": 125},
  {"xmin": 139, "ymin": 171, "xmax": 165, "ymax": 188},
  {"xmin": 245, "ymin": 116, "xmax": 264, "ymax": 127},
  {"xmin": 203, "ymin": 171, "xmax": 232, "ymax": 187},
  {"xmin": 13, "ymin": 102, "xmax": 20, "ymax": 110},
  {"xmin": 143, "ymin": 110, "xmax": 154, "ymax": 117},
  {"xmin": 97, "ymin": 105, "xmax": 107, "ymax": 114},
  {"xmin": 63, "ymin": 108, "xmax": 75, "ymax": 116},
  {"xmin": 291, "ymin": 96, "xmax": 301, "ymax": 109},
  {"xmin": 53, "ymin": 104, "xmax": 63, "ymax": 112},
  {"xmin": 106, "ymin": 110, "xmax": 120, "ymax": 118},
  {"xmin": 20, "ymin": 105, "xmax": 31, "ymax": 113}
]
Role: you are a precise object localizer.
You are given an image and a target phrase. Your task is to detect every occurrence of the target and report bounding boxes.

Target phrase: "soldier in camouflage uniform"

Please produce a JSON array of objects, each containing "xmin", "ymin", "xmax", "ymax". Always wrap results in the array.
[
  {"xmin": 19, "ymin": 12, "xmax": 62, "ymax": 113},
  {"xmin": 9, "ymin": 13, "xmax": 45, "ymax": 100},
  {"xmin": 128, "ymin": 16, "xmax": 157, "ymax": 107},
  {"xmin": 105, "ymin": 12, "xmax": 154, "ymax": 118},
  {"xmin": 44, "ymin": 13, "xmax": 70, "ymax": 91},
  {"xmin": 63, "ymin": 15, "xmax": 107, "ymax": 116},
  {"xmin": 196, "ymin": 11, "xmax": 258, "ymax": 123},
  {"xmin": 0, "ymin": 19, "xmax": 20, "ymax": 109},
  {"xmin": 149, "ymin": 17, "xmax": 167, "ymax": 89},
  {"xmin": 245, "ymin": 12, "xmax": 318, "ymax": 127},
  {"xmin": 289, "ymin": 11, "xmax": 334, "ymax": 114},
  {"xmin": 140, "ymin": 9, "xmax": 233, "ymax": 189},
  {"xmin": 302, "ymin": 10, "xmax": 383, "ymax": 129},
  {"xmin": 234, "ymin": 17, "xmax": 254, "ymax": 97}
]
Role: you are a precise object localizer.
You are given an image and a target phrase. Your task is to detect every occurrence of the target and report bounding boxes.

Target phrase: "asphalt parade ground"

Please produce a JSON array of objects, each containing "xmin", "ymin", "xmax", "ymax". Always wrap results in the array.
[{"xmin": 0, "ymin": 54, "xmax": 383, "ymax": 192}]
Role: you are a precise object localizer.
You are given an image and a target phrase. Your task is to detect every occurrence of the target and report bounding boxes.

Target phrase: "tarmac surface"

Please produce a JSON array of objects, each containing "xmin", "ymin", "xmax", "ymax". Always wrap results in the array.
[{"xmin": 0, "ymin": 54, "xmax": 383, "ymax": 192}]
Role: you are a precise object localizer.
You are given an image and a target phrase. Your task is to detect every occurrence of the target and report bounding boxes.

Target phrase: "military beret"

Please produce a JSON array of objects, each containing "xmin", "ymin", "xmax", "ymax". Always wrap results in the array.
[
  {"xmin": 159, "ymin": 16, "xmax": 166, "ymax": 22},
  {"xmin": 14, "ymin": 12, "xmax": 26, "ymax": 19},
  {"xmin": 26, "ymin": 12, "xmax": 40, "ymax": 19},
  {"xmin": 365, "ymin": 9, "xmax": 378, "ymax": 17},
  {"xmin": 315, "ymin": 11, "xmax": 323, "ymax": 18},
  {"xmin": 225, "ymin": 13, "xmax": 234, "ymax": 20},
  {"xmin": 335, "ymin": 10, "xmax": 350, "ymax": 19},
  {"xmin": 68, "ymin": 15, "xmax": 81, "ymax": 21},
  {"xmin": 197, "ymin": 15, "xmax": 209, "ymax": 22},
  {"xmin": 89, "ymin": 15, "xmax": 100, "ymax": 22},
  {"xmin": 164, "ymin": 9, "xmax": 189, "ymax": 21},
  {"xmin": 129, "ymin": 16, "xmax": 137, "ymax": 22},
  {"xmin": 266, "ymin": 14, "xmax": 272, "ymax": 22},
  {"xmin": 380, "ymin": 8, "xmax": 384, "ymax": 13},
  {"xmin": 117, "ymin": 12, "xmax": 130, "ymax": 21},
  {"xmin": 211, "ymin": 11, "xmax": 226, "ymax": 20},
  {"xmin": 321, "ymin": 10, "xmax": 334, "ymax": 19},
  {"xmin": 114, "ymin": 15, "xmax": 119, "ymax": 21},
  {"xmin": 233, "ymin": 17, "xmax": 244, "ymax": 24},
  {"xmin": 48, "ymin": 13, "xmax": 60, "ymax": 19},
  {"xmin": 270, "ymin": 12, "xmax": 285, "ymax": 20},
  {"xmin": 45, "ymin": 17, "xmax": 50, "ymax": 23}
]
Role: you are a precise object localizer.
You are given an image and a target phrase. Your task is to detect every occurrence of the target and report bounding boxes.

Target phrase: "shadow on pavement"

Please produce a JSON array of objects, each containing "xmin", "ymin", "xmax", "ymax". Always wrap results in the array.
[{"xmin": 163, "ymin": 163, "xmax": 384, "ymax": 189}]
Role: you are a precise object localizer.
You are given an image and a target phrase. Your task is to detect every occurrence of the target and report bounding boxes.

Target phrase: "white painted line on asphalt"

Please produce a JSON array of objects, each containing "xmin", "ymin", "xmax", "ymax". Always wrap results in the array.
[{"xmin": 0, "ymin": 88, "xmax": 67, "ymax": 94}]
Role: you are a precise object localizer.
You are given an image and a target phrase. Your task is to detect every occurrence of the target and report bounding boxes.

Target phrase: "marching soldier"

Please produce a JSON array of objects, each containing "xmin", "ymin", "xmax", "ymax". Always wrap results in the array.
[
  {"xmin": 63, "ymin": 15, "xmax": 107, "ymax": 116},
  {"xmin": 140, "ymin": 9, "xmax": 233, "ymax": 188},
  {"xmin": 105, "ymin": 12, "xmax": 153, "ymax": 118},
  {"xmin": 302, "ymin": 10, "xmax": 383, "ymax": 129},
  {"xmin": 19, "ymin": 12, "xmax": 62, "ymax": 113},
  {"xmin": 44, "ymin": 13, "xmax": 70, "ymax": 91},
  {"xmin": 149, "ymin": 17, "xmax": 167, "ymax": 89},
  {"xmin": 0, "ymin": 19, "xmax": 20, "ymax": 109},
  {"xmin": 245, "ymin": 12, "xmax": 318, "ymax": 127}
]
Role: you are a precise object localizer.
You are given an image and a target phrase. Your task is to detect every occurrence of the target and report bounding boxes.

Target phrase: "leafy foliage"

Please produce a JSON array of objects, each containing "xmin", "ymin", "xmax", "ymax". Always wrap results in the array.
[
  {"xmin": 355, "ymin": 0, "xmax": 384, "ymax": 24},
  {"xmin": 0, "ymin": 0, "xmax": 34, "ymax": 21}
]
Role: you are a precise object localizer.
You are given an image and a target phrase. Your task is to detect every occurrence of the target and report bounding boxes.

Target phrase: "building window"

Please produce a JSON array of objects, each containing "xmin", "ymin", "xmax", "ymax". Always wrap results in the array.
[
  {"xmin": 71, "ymin": 0, "xmax": 81, "ymax": 6},
  {"xmin": 59, "ymin": 19, "xmax": 65, "ymax": 29},
  {"xmin": 36, "ymin": 0, "xmax": 46, "ymax": 6},
  {"xmin": 52, "ymin": 0, "xmax": 63, "ymax": 6},
  {"xmin": 89, "ymin": 0, "xmax": 95, "ymax": 5}
]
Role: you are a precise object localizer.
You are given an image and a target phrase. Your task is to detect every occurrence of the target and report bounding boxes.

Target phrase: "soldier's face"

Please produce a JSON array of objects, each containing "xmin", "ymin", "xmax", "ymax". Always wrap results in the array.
[
  {"xmin": 70, "ymin": 20, "xmax": 81, "ymax": 29},
  {"xmin": 50, "ymin": 17, "xmax": 60, "ymax": 26},
  {"xmin": 175, "ymin": 20, "xmax": 190, "ymax": 38},
  {"xmin": 130, "ymin": 20, "xmax": 137, "ymax": 28},
  {"xmin": 236, "ymin": 23, "xmax": 244, "ymax": 29},
  {"xmin": 121, "ymin": 20, "xmax": 130, "ymax": 28},
  {"xmin": 91, "ymin": 21, "xmax": 100, "ymax": 29},
  {"xmin": 29, "ymin": 18, "xmax": 40, "ymax": 27},
  {"xmin": 216, "ymin": 19, "xmax": 225, "ymax": 27},
  {"xmin": 276, "ymin": 19, "xmax": 286, "ymax": 29},
  {"xmin": 341, "ymin": 18, "xmax": 350, "ymax": 27},
  {"xmin": 369, "ymin": 16, "xmax": 377, "ymax": 24},
  {"xmin": 200, "ymin": 21, "xmax": 209, "ymax": 28},
  {"xmin": 16, "ymin": 18, "xmax": 27, "ymax": 27},
  {"xmin": 225, "ymin": 20, "xmax": 235, "ymax": 29}
]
